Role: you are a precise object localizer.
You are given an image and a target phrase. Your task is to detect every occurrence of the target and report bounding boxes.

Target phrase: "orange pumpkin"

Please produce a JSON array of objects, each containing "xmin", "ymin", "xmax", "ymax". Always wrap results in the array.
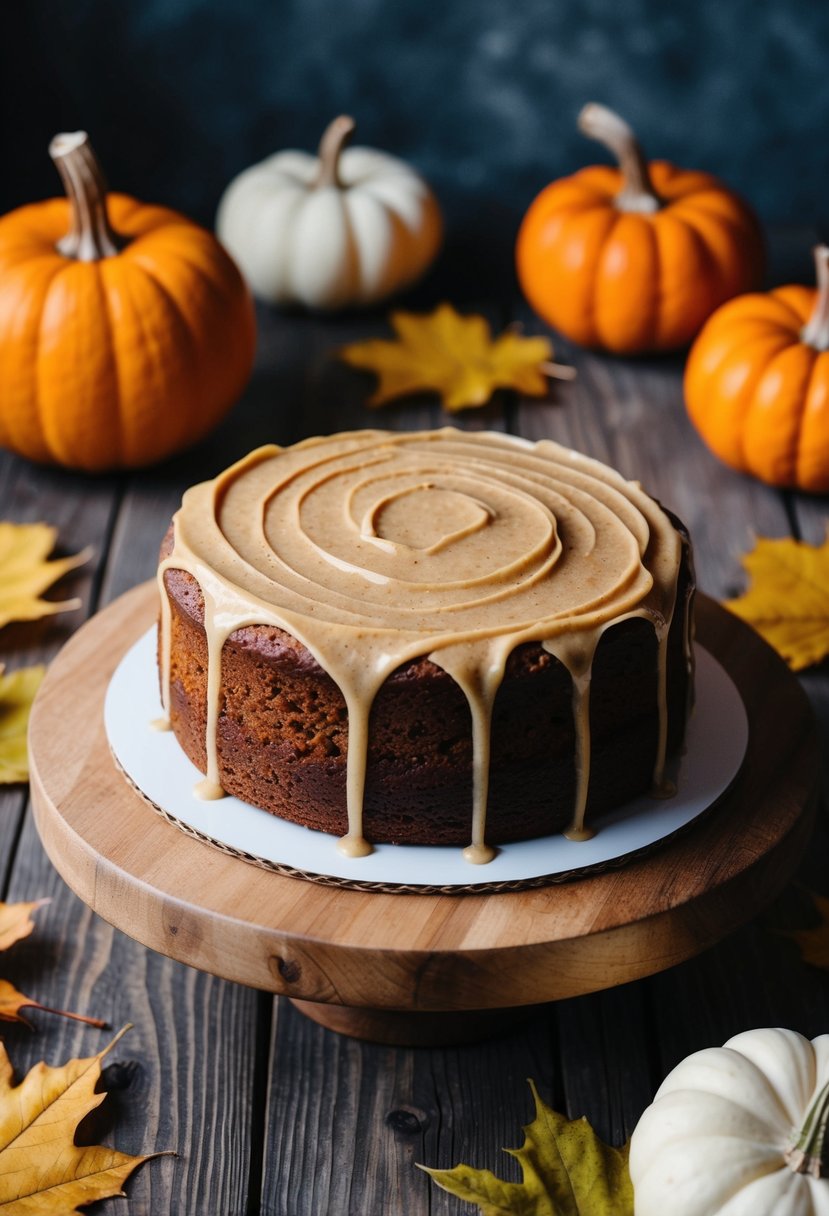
[
  {"xmin": 0, "ymin": 132, "xmax": 256, "ymax": 472},
  {"xmin": 516, "ymin": 104, "xmax": 764, "ymax": 353},
  {"xmin": 685, "ymin": 245, "xmax": 829, "ymax": 493}
]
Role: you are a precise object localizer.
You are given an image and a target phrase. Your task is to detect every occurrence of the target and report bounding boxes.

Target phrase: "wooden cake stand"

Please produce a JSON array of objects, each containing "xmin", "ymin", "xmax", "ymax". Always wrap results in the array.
[{"xmin": 29, "ymin": 583, "xmax": 818, "ymax": 1045}]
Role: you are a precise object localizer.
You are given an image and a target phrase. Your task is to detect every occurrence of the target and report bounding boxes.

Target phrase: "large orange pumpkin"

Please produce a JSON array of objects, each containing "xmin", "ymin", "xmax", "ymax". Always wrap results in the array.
[
  {"xmin": 516, "ymin": 104, "xmax": 764, "ymax": 353},
  {"xmin": 0, "ymin": 132, "xmax": 256, "ymax": 472},
  {"xmin": 685, "ymin": 245, "xmax": 829, "ymax": 493}
]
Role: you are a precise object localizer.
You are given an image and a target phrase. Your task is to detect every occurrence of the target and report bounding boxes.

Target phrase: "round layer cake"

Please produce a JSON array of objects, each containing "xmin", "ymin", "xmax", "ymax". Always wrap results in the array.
[{"xmin": 156, "ymin": 429, "xmax": 694, "ymax": 862}]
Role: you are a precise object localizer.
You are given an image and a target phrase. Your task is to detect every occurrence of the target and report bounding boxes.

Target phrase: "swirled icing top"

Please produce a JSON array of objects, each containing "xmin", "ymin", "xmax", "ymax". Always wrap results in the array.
[{"xmin": 157, "ymin": 428, "xmax": 683, "ymax": 863}]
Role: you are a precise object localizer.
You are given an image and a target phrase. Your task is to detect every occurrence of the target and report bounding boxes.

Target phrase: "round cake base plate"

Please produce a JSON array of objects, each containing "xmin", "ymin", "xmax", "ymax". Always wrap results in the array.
[
  {"xmin": 105, "ymin": 629, "xmax": 748, "ymax": 893},
  {"xmin": 29, "ymin": 583, "xmax": 818, "ymax": 1046}
]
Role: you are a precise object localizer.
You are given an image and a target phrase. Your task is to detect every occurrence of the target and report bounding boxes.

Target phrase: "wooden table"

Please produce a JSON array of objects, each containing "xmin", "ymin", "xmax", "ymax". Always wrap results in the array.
[{"xmin": 1, "ymin": 241, "xmax": 827, "ymax": 1215}]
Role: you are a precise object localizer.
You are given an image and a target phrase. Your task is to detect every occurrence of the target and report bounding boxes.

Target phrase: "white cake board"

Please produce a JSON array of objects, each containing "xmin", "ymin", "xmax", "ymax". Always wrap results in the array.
[{"xmin": 103, "ymin": 629, "xmax": 748, "ymax": 891}]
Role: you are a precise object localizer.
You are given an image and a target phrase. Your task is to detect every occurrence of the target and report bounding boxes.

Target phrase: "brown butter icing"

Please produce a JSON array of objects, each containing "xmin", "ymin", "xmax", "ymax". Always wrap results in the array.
[{"xmin": 157, "ymin": 429, "xmax": 683, "ymax": 863}]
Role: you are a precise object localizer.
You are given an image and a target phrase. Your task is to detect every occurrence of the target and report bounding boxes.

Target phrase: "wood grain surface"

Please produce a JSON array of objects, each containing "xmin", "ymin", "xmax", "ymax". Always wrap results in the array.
[{"xmin": 0, "ymin": 244, "xmax": 827, "ymax": 1212}]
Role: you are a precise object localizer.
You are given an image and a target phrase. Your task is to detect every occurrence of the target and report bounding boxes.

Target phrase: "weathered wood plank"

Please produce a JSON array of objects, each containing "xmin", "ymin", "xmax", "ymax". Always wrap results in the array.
[
  {"xmin": 648, "ymin": 908, "xmax": 829, "ymax": 1082},
  {"xmin": 556, "ymin": 982, "xmax": 659, "ymax": 1146},
  {"xmin": 261, "ymin": 1000, "xmax": 557, "ymax": 1216}
]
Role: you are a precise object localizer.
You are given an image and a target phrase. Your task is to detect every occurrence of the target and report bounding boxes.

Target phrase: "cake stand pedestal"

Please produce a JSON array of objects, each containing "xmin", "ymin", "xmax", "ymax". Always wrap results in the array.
[{"xmin": 29, "ymin": 583, "xmax": 818, "ymax": 1046}]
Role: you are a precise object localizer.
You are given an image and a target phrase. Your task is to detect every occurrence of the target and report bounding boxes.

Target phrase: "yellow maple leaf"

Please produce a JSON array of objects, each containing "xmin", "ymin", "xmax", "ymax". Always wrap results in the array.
[
  {"xmin": 0, "ymin": 900, "xmax": 47, "ymax": 953},
  {"xmin": 0, "ymin": 522, "xmax": 90, "ymax": 631},
  {"xmin": 0, "ymin": 665, "xmax": 45, "ymax": 783},
  {"xmin": 0, "ymin": 1027, "xmax": 170, "ymax": 1214},
  {"xmin": 784, "ymin": 891, "xmax": 829, "ymax": 970},
  {"xmin": 726, "ymin": 530, "xmax": 829, "ymax": 671},
  {"xmin": 419, "ymin": 1080, "xmax": 632, "ymax": 1215},
  {"xmin": 338, "ymin": 303, "xmax": 575, "ymax": 412},
  {"xmin": 0, "ymin": 978, "xmax": 107, "ymax": 1030}
]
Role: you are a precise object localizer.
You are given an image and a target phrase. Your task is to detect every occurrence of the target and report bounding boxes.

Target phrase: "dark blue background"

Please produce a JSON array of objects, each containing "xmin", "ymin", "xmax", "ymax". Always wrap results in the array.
[{"xmin": 3, "ymin": 1, "xmax": 827, "ymax": 243}]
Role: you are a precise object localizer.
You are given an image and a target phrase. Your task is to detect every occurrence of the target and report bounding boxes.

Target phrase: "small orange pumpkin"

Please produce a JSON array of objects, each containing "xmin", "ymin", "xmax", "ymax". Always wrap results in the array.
[
  {"xmin": 0, "ymin": 132, "xmax": 256, "ymax": 472},
  {"xmin": 685, "ymin": 245, "xmax": 829, "ymax": 493},
  {"xmin": 516, "ymin": 104, "xmax": 764, "ymax": 353}
]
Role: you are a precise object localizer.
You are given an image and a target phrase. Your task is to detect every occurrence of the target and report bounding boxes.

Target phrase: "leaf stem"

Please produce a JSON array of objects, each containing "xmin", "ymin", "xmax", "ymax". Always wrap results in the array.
[
  {"xmin": 28, "ymin": 999, "xmax": 109, "ymax": 1028},
  {"xmin": 540, "ymin": 360, "xmax": 578, "ymax": 381}
]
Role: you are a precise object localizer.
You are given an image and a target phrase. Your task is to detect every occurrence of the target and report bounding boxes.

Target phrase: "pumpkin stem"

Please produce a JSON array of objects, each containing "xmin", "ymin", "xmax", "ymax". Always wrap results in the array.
[
  {"xmin": 314, "ymin": 115, "xmax": 356, "ymax": 190},
  {"xmin": 49, "ymin": 131, "xmax": 123, "ymax": 262},
  {"xmin": 577, "ymin": 104, "xmax": 662, "ymax": 215},
  {"xmin": 784, "ymin": 1077, "xmax": 829, "ymax": 1179},
  {"xmin": 801, "ymin": 245, "xmax": 829, "ymax": 351}
]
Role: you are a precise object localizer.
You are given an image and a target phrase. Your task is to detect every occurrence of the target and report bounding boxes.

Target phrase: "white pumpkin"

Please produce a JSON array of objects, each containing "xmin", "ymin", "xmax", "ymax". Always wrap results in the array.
[
  {"xmin": 216, "ymin": 115, "xmax": 442, "ymax": 310},
  {"xmin": 630, "ymin": 1028, "xmax": 829, "ymax": 1215}
]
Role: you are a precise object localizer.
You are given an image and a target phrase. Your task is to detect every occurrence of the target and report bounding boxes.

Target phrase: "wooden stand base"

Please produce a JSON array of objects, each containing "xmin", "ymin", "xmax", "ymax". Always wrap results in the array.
[
  {"xmin": 289, "ymin": 999, "xmax": 542, "ymax": 1046},
  {"xmin": 29, "ymin": 583, "xmax": 818, "ymax": 1045}
]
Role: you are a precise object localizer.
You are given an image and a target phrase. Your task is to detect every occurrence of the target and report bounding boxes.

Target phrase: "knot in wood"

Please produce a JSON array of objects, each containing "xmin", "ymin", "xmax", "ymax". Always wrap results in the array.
[
  {"xmin": 385, "ymin": 1106, "xmax": 428, "ymax": 1135},
  {"xmin": 271, "ymin": 954, "xmax": 302, "ymax": 984}
]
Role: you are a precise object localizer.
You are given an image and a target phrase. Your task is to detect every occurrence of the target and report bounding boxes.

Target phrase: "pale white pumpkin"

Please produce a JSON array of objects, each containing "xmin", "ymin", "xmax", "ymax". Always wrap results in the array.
[
  {"xmin": 216, "ymin": 115, "xmax": 442, "ymax": 310},
  {"xmin": 630, "ymin": 1028, "xmax": 829, "ymax": 1215}
]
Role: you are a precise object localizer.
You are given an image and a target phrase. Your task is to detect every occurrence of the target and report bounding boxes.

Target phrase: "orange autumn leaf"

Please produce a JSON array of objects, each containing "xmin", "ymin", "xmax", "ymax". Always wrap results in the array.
[
  {"xmin": 0, "ymin": 1027, "xmax": 170, "ymax": 1214},
  {"xmin": 338, "ymin": 303, "xmax": 574, "ymax": 412},
  {"xmin": 0, "ymin": 522, "xmax": 90, "ymax": 631},
  {"xmin": 0, "ymin": 900, "xmax": 48, "ymax": 953},
  {"xmin": 0, "ymin": 979, "xmax": 107, "ymax": 1030},
  {"xmin": 726, "ymin": 530, "xmax": 829, "ymax": 671}
]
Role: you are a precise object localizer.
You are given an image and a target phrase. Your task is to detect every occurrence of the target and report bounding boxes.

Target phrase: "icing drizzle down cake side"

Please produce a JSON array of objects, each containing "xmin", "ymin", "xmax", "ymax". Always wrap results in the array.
[{"xmin": 156, "ymin": 429, "xmax": 694, "ymax": 863}]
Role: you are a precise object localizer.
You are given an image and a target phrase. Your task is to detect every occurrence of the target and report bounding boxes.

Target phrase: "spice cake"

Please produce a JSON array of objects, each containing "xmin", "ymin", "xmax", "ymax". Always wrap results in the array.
[{"xmin": 156, "ymin": 429, "xmax": 694, "ymax": 863}]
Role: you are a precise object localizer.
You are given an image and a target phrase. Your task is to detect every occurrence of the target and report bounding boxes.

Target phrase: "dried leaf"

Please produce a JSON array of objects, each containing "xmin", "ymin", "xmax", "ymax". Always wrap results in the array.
[
  {"xmin": 0, "ymin": 1026, "xmax": 169, "ymax": 1214},
  {"xmin": 0, "ymin": 666, "xmax": 45, "ymax": 783},
  {"xmin": 0, "ymin": 522, "xmax": 89, "ymax": 631},
  {"xmin": 418, "ymin": 1080, "xmax": 633, "ymax": 1215},
  {"xmin": 338, "ymin": 303, "xmax": 574, "ymax": 412},
  {"xmin": 784, "ymin": 891, "xmax": 829, "ymax": 970},
  {"xmin": 726, "ymin": 530, "xmax": 829, "ymax": 671},
  {"xmin": 0, "ymin": 979, "xmax": 107, "ymax": 1030},
  {"xmin": 0, "ymin": 901, "xmax": 47, "ymax": 953}
]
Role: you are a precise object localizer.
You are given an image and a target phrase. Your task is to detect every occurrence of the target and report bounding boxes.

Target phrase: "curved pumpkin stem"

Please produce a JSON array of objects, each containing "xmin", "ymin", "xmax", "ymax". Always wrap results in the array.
[
  {"xmin": 314, "ymin": 115, "xmax": 356, "ymax": 190},
  {"xmin": 801, "ymin": 245, "xmax": 829, "ymax": 352},
  {"xmin": 49, "ymin": 131, "xmax": 122, "ymax": 262},
  {"xmin": 784, "ymin": 1077, "xmax": 829, "ymax": 1178},
  {"xmin": 577, "ymin": 104, "xmax": 662, "ymax": 215}
]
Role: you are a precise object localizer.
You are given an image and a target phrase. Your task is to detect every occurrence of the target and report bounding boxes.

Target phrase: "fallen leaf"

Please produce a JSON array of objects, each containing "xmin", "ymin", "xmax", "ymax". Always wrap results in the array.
[
  {"xmin": 726, "ymin": 529, "xmax": 829, "ymax": 671},
  {"xmin": 0, "ymin": 901, "xmax": 48, "ymax": 953},
  {"xmin": 418, "ymin": 1079, "xmax": 633, "ymax": 1215},
  {"xmin": 783, "ymin": 891, "xmax": 829, "ymax": 970},
  {"xmin": 338, "ymin": 303, "xmax": 575, "ymax": 412},
  {"xmin": 0, "ymin": 522, "xmax": 90, "ymax": 631},
  {"xmin": 0, "ymin": 979, "xmax": 107, "ymax": 1030},
  {"xmin": 0, "ymin": 666, "xmax": 45, "ymax": 783},
  {"xmin": 0, "ymin": 1026, "xmax": 170, "ymax": 1214}
]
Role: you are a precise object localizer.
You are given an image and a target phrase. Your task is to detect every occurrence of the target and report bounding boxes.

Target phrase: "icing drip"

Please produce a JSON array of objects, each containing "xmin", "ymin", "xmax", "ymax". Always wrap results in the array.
[
  {"xmin": 543, "ymin": 634, "xmax": 601, "ymax": 841},
  {"xmin": 651, "ymin": 624, "xmax": 675, "ymax": 797},
  {"xmin": 156, "ymin": 429, "xmax": 685, "ymax": 863}
]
